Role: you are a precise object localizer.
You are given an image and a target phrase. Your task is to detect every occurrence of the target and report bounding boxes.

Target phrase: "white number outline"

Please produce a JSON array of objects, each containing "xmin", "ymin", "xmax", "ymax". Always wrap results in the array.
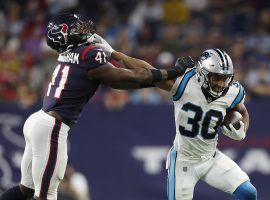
[
  {"xmin": 95, "ymin": 51, "xmax": 107, "ymax": 63},
  {"xmin": 46, "ymin": 64, "xmax": 70, "ymax": 98}
]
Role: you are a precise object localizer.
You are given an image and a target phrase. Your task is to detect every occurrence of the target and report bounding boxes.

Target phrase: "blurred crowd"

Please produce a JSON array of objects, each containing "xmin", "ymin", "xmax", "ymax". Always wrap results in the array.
[{"xmin": 1, "ymin": 0, "xmax": 270, "ymax": 110}]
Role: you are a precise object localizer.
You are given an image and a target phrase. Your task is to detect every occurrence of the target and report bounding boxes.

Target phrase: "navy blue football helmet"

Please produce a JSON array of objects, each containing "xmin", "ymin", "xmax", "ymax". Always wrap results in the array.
[{"xmin": 46, "ymin": 13, "xmax": 96, "ymax": 53}]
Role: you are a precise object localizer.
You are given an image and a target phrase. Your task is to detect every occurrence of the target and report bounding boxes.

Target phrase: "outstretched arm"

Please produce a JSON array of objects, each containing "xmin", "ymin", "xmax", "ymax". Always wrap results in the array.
[
  {"xmin": 111, "ymin": 51, "xmax": 175, "ymax": 91},
  {"xmin": 111, "ymin": 51, "xmax": 195, "ymax": 91},
  {"xmin": 91, "ymin": 34, "xmax": 195, "ymax": 91},
  {"xmin": 91, "ymin": 34, "xmax": 154, "ymax": 70},
  {"xmin": 87, "ymin": 62, "xmax": 180, "ymax": 90},
  {"xmin": 112, "ymin": 51, "xmax": 155, "ymax": 70}
]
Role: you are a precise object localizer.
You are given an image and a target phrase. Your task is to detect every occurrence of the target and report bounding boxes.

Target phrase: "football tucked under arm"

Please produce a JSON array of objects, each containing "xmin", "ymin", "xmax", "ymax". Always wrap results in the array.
[
  {"xmin": 221, "ymin": 110, "xmax": 246, "ymax": 140},
  {"xmin": 222, "ymin": 111, "xmax": 243, "ymax": 130}
]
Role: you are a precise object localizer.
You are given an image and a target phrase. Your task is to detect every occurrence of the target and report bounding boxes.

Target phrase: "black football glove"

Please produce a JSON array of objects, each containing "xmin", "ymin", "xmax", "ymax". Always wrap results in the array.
[{"xmin": 174, "ymin": 56, "xmax": 195, "ymax": 75}]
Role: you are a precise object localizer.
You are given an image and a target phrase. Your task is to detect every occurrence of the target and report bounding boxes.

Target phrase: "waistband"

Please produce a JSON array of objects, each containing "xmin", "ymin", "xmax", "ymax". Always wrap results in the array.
[{"xmin": 38, "ymin": 110, "xmax": 71, "ymax": 132}]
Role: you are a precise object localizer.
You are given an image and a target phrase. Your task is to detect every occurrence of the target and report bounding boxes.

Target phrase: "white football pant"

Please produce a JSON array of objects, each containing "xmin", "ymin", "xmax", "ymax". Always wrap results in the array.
[
  {"xmin": 21, "ymin": 110, "xmax": 70, "ymax": 200},
  {"xmin": 167, "ymin": 148, "xmax": 249, "ymax": 200}
]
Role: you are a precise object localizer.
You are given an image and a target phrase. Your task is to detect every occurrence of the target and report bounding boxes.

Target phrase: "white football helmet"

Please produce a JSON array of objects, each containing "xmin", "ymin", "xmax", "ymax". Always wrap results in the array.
[{"xmin": 196, "ymin": 48, "xmax": 234, "ymax": 97}]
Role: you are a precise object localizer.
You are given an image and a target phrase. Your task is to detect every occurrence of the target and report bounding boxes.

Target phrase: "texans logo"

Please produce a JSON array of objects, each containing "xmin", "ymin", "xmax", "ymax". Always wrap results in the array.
[{"xmin": 47, "ymin": 23, "xmax": 68, "ymax": 45}]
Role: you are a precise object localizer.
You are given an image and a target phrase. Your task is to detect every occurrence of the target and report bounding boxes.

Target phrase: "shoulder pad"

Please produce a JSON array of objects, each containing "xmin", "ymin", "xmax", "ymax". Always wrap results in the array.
[
  {"xmin": 227, "ymin": 81, "xmax": 245, "ymax": 111},
  {"xmin": 79, "ymin": 45, "xmax": 108, "ymax": 69},
  {"xmin": 171, "ymin": 68, "xmax": 196, "ymax": 101}
]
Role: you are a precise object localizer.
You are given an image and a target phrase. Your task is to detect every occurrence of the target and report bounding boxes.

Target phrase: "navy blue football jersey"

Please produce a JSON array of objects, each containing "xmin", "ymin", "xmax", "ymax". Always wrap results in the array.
[{"xmin": 43, "ymin": 44, "xmax": 108, "ymax": 124}]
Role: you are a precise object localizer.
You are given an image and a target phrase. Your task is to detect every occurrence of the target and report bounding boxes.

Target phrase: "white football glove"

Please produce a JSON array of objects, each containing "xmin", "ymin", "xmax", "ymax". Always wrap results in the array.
[
  {"xmin": 221, "ymin": 121, "xmax": 246, "ymax": 141},
  {"xmin": 88, "ymin": 33, "xmax": 114, "ymax": 57}
]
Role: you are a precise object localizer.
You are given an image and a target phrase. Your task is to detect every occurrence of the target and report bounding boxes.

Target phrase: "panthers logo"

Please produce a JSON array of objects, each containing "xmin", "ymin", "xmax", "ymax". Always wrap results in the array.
[
  {"xmin": 47, "ymin": 23, "xmax": 68, "ymax": 45},
  {"xmin": 200, "ymin": 51, "xmax": 212, "ymax": 61}
]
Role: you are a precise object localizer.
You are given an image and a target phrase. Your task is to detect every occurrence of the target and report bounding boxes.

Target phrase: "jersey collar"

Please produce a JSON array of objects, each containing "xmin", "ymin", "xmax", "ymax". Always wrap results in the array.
[{"xmin": 201, "ymin": 86, "xmax": 229, "ymax": 103}]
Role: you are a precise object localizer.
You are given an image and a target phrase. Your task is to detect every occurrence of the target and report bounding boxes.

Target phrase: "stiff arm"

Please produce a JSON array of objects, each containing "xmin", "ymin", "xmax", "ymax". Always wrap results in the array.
[
  {"xmin": 87, "ymin": 51, "xmax": 180, "ymax": 90},
  {"xmin": 112, "ymin": 51, "xmax": 175, "ymax": 91}
]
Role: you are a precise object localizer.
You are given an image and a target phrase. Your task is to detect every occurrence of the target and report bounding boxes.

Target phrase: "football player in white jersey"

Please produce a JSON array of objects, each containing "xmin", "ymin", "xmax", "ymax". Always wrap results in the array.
[
  {"xmin": 165, "ymin": 49, "xmax": 257, "ymax": 200},
  {"xmin": 96, "ymin": 37, "xmax": 257, "ymax": 200}
]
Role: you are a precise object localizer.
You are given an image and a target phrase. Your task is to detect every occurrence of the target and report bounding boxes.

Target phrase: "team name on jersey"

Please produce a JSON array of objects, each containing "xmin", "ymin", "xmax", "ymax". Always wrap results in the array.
[{"xmin": 58, "ymin": 52, "xmax": 80, "ymax": 64}]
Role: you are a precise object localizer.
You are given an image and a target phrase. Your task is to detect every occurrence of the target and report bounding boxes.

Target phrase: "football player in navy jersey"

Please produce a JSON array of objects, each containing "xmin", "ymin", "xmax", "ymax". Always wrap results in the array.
[
  {"xmin": 0, "ymin": 14, "xmax": 195, "ymax": 200},
  {"xmin": 95, "ymin": 37, "xmax": 257, "ymax": 200}
]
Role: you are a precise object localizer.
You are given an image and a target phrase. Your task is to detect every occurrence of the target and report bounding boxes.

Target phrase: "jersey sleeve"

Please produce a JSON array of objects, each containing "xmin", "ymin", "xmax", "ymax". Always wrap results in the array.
[
  {"xmin": 170, "ymin": 68, "xmax": 196, "ymax": 101},
  {"xmin": 227, "ymin": 82, "xmax": 246, "ymax": 111},
  {"xmin": 79, "ymin": 45, "xmax": 109, "ymax": 69}
]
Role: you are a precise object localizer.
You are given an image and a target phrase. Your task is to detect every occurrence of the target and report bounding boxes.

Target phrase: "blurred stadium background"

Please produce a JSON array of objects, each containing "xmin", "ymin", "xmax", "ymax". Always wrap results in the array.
[{"xmin": 0, "ymin": 0, "xmax": 270, "ymax": 199}]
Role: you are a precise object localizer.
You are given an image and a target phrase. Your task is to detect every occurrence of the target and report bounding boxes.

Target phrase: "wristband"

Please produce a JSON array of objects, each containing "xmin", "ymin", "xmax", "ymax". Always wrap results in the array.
[
  {"xmin": 150, "ymin": 69, "xmax": 162, "ymax": 83},
  {"xmin": 166, "ymin": 69, "xmax": 179, "ymax": 79},
  {"xmin": 139, "ymin": 83, "xmax": 155, "ymax": 88}
]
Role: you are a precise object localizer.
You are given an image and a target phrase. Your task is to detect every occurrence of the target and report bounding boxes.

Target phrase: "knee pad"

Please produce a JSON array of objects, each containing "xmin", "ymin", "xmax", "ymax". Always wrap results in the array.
[{"xmin": 234, "ymin": 181, "xmax": 257, "ymax": 200}]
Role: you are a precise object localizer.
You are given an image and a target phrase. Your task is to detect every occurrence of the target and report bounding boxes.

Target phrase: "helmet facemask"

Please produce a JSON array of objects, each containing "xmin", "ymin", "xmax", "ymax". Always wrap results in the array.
[
  {"xmin": 67, "ymin": 15, "xmax": 96, "ymax": 50},
  {"xmin": 196, "ymin": 49, "xmax": 234, "ymax": 98},
  {"xmin": 205, "ymin": 72, "xmax": 233, "ymax": 97}
]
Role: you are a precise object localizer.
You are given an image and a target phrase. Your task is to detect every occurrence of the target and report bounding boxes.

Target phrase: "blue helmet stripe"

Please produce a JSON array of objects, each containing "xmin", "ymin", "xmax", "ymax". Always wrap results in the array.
[
  {"xmin": 222, "ymin": 50, "xmax": 229, "ymax": 68},
  {"xmin": 172, "ymin": 69, "xmax": 196, "ymax": 101},
  {"xmin": 213, "ymin": 48, "xmax": 226, "ymax": 68}
]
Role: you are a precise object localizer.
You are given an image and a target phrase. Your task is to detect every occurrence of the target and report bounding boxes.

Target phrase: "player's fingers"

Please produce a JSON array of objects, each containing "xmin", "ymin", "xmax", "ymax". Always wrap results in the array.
[
  {"xmin": 92, "ymin": 43, "xmax": 104, "ymax": 48},
  {"xmin": 93, "ymin": 33, "xmax": 103, "ymax": 43},
  {"xmin": 93, "ymin": 33, "xmax": 101, "ymax": 39},
  {"xmin": 239, "ymin": 120, "xmax": 244, "ymax": 127},
  {"xmin": 221, "ymin": 125, "xmax": 231, "ymax": 133},
  {"xmin": 95, "ymin": 34, "xmax": 109, "ymax": 45},
  {"xmin": 87, "ymin": 34, "xmax": 96, "ymax": 43},
  {"xmin": 239, "ymin": 121, "xmax": 245, "ymax": 130},
  {"xmin": 89, "ymin": 37, "xmax": 100, "ymax": 44},
  {"xmin": 228, "ymin": 124, "xmax": 236, "ymax": 132}
]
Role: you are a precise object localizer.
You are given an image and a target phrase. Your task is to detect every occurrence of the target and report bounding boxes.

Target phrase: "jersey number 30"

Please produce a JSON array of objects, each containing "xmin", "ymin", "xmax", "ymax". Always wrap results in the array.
[{"xmin": 179, "ymin": 103, "xmax": 223, "ymax": 139}]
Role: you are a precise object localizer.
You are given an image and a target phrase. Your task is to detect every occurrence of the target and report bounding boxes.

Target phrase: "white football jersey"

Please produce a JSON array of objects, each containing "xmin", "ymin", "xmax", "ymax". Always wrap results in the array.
[{"xmin": 170, "ymin": 68, "xmax": 245, "ymax": 161}]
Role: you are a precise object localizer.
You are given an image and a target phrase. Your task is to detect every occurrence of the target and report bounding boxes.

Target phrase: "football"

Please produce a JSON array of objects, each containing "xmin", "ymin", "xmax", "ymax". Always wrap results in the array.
[{"xmin": 222, "ymin": 110, "xmax": 243, "ymax": 130}]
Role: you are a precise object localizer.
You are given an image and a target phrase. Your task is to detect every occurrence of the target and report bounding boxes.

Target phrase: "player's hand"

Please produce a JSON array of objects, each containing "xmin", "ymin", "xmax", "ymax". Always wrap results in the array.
[
  {"xmin": 221, "ymin": 121, "xmax": 246, "ymax": 141},
  {"xmin": 89, "ymin": 33, "xmax": 114, "ymax": 57},
  {"xmin": 174, "ymin": 56, "xmax": 195, "ymax": 75}
]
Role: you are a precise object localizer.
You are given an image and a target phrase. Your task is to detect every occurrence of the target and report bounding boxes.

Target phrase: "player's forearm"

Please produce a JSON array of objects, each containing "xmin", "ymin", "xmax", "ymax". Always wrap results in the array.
[
  {"xmin": 111, "ymin": 51, "xmax": 155, "ymax": 70},
  {"xmin": 111, "ymin": 51, "xmax": 174, "ymax": 90},
  {"xmin": 109, "ymin": 82, "xmax": 155, "ymax": 89},
  {"xmin": 241, "ymin": 110, "xmax": 249, "ymax": 132}
]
